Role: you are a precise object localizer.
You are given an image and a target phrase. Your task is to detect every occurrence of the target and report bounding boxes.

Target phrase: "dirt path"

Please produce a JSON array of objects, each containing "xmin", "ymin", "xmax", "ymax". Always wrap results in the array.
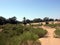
[{"xmin": 39, "ymin": 26, "xmax": 60, "ymax": 45}]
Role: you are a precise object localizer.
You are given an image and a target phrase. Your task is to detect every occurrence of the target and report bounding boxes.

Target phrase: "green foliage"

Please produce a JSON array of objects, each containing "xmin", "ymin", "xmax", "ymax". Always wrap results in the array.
[
  {"xmin": 20, "ymin": 32, "xmax": 41, "ymax": 45},
  {"xmin": 0, "ymin": 16, "xmax": 6, "ymax": 25},
  {"xmin": 33, "ymin": 18, "xmax": 42, "ymax": 23},
  {"xmin": 45, "ymin": 24, "xmax": 60, "ymax": 28},
  {"xmin": 0, "ymin": 32, "xmax": 21, "ymax": 45},
  {"xmin": 30, "ymin": 28, "xmax": 47, "ymax": 38},
  {"xmin": 0, "ymin": 24, "xmax": 47, "ymax": 45},
  {"xmin": 3, "ymin": 24, "xmax": 24, "ymax": 35},
  {"xmin": 54, "ymin": 29, "xmax": 60, "ymax": 38},
  {"xmin": 20, "ymin": 32, "xmax": 38, "ymax": 41}
]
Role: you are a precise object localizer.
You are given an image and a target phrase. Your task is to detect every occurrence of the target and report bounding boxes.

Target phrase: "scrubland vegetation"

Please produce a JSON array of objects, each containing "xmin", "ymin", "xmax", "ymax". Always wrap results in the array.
[
  {"xmin": 0, "ymin": 16, "xmax": 60, "ymax": 45},
  {"xmin": 0, "ymin": 24, "xmax": 47, "ymax": 45},
  {"xmin": 54, "ymin": 29, "xmax": 60, "ymax": 38},
  {"xmin": 45, "ymin": 23, "xmax": 60, "ymax": 28},
  {"xmin": 45, "ymin": 23, "xmax": 60, "ymax": 38}
]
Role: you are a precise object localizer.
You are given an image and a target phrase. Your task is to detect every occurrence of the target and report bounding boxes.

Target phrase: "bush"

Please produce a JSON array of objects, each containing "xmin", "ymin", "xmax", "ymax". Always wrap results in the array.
[
  {"xmin": 45, "ymin": 24, "xmax": 60, "ymax": 28},
  {"xmin": 54, "ymin": 29, "xmax": 60, "ymax": 38},
  {"xmin": 0, "ymin": 24, "xmax": 47, "ymax": 45},
  {"xmin": 19, "ymin": 32, "xmax": 41, "ymax": 45},
  {"xmin": 2, "ymin": 24, "xmax": 24, "ymax": 35},
  {"xmin": 0, "ymin": 31, "xmax": 41, "ymax": 45},
  {"xmin": 30, "ymin": 28, "xmax": 47, "ymax": 38},
  {"xmin": 0, "ymin": 32, "xmax": 11, "ymax": 45}
]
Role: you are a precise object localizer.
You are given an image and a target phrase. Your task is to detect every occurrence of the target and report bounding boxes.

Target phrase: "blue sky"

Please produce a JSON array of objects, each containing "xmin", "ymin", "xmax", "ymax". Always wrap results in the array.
[{"xmin": 0, "ymin": 0, "xmax": 60, "ymax": 21}]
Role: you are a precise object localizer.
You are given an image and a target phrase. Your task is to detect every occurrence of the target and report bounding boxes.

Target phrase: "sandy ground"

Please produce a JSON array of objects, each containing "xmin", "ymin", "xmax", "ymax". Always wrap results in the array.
[
  {"xmin": 0, "ymin": 29, "xmax": 3, "ymax": 32},
  {"xmin": 31, "ymin": 21, "xmax": 60, "ymax": 25},
  {"xmin": 39, "ymin": 26, "xmax": 60, "ymax": 45}
]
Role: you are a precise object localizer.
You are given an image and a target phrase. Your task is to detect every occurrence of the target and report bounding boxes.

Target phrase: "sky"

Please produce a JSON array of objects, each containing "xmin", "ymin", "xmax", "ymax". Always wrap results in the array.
[{"xmin": 0, "ymin": 0, "xmax": 60, "ymax": 21}]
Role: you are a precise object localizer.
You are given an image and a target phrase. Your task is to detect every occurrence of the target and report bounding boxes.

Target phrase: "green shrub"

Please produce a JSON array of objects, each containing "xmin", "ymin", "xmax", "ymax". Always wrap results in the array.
[
  {"xmin": 0, "ymin": 32, "xmax": 11, "ymax": 45},
  {"xmin": 54, "ymin": 29, "xmax": 60, "ymax": 38},
  {"xmin": 30, "ymin": 28, "xmax": 47, "ymax": 38},
  {"xmin": 45, "ymin": 24, "xmax": 60, "ymax": 28},
  {"xmin": 0, "ymin": 24, "xmax": 47, "ymax": 45},
  {"xmin": 0, "ymin": 32, "xmax": 20, "ymax": 45},
  {"xmin": 0, "ymin": 31, "xmax": 40, "ymax": 45},
  {"xmin": 2, "ymin": 24, "xmax": 24, "ymax": 35},
  {"xmin": 20, "ymin": 32, "xmax": 41, "ymax": 45}
]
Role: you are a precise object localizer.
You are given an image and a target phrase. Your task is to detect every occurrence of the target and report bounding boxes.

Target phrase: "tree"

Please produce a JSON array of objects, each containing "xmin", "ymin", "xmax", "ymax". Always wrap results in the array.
[
  {"xmin": 0, "ymin": 16, "xmax": 6, "ymax": 25},
  {"xmin": 43, "ymin": 17, "xmax": 49, "ymax": 21},
  {"xmin": 26, "ymin": 19, "xmax": 31, "ymax": 23},
  {"xmin": 43, "ymin": 17, "xmax": 49, "ymax": 24},
  {"xmin": 33, "ymin": 18, "xmax": 42, "ymax": 23},
  {"xmin": 49, "ymin": 18, "xmax": 54, "ymax": 21},
  {"xmin": 26, "ymin": 19, "xmax": 31, "ymax": 25},
  {"xmin": 7, "ymin": 16, "xmax": 18, "ymax": 24},
  {"xmin": 55, "ymin": 19, "xmax": 60, "ymax": 21},
  {"xmin": 55, "ymin": 19, "xmax": 60, "ymax": 22}
]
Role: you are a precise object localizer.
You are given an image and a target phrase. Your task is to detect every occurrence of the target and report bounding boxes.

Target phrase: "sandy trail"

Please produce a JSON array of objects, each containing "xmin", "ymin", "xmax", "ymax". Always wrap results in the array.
[{"xmin": 39, "ymin": 26, "xmax": 60, "ymax": 45}]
